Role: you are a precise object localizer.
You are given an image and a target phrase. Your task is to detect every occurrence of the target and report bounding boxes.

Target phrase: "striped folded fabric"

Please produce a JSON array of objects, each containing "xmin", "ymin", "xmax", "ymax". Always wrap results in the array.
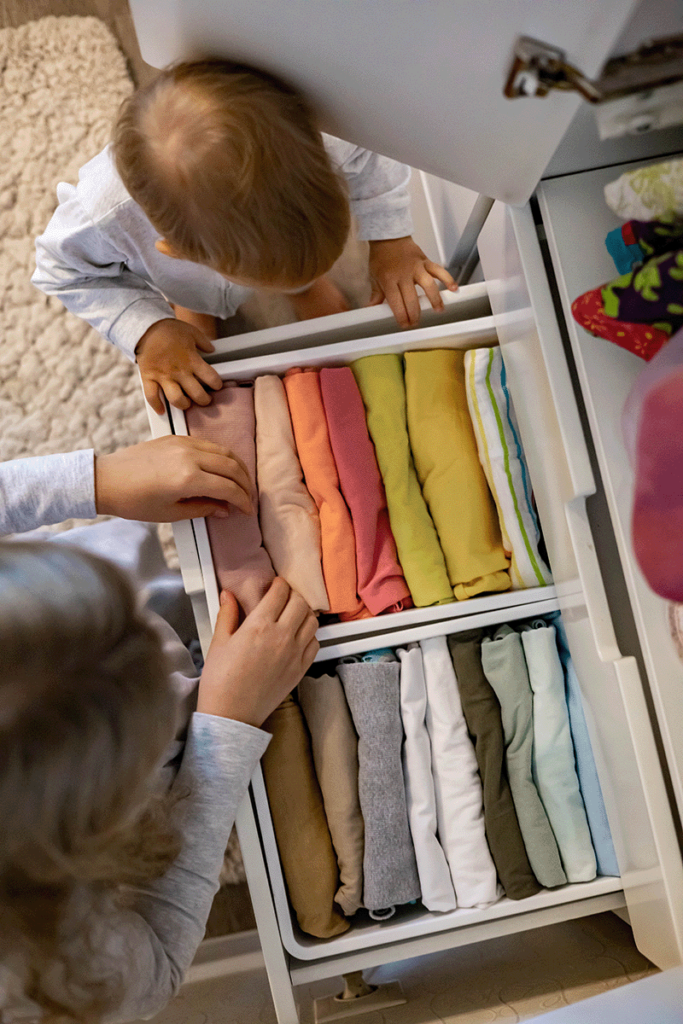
[{"xmin": 464, "ymin": 348, "xmax": 552, "ymax": 590}]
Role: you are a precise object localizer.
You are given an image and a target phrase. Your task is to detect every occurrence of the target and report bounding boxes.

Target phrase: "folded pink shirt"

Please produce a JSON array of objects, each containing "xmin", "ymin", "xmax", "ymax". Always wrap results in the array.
[
  {"xmin": 320, "ymin": 367, "xmax": 410, "ymax": 615},
  {"xmin": 185, "ymin": 382, "xmax": 275, "ymax": 615}
]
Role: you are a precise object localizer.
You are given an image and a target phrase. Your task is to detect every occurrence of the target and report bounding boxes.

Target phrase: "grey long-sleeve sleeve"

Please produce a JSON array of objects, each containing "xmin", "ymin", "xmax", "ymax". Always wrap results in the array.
[
  {"xmin": 0, "ymin": 449, "xmax": 97, "ymax": 535},
  {"xmin": 94, "ymin": 713, "xmax": 270, "ymax": 1023}
]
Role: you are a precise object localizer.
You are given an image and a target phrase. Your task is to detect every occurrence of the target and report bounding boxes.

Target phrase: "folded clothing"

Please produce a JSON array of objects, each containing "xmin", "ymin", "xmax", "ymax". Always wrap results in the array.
[
  {"xmin": 481, "ymin": 625, "xmax": 566, "ymax": 888},
  {"xmin": 351, "ymin": 354, "xmax": 452, "ymax": 608},
  {"xmin": 339, "ymin": 659, "xmax": 421, "ymax": 917},
  {"xmin": 284, "ymin": 368, "xmax": 363, "ymax": 616},
  {"xmin": 299, "ymin": 673, "xmax": 364, "ymax": 916},
  {"xmin": 606, "ymin": 218, "xmax": 683, "ymax": 275},
  {"xmin": 602, "ymin": 251, "xmax": 683, "ymax": 336},
  {"xmin": 447, "ymin": 629, "xmax": 540, "ymax": 900},
  {"xmin": 548, "ymin": 613, "xmax": 619, "ymax": 875},
  {"xmin": 520, "ymin": 621, "xmax": 597, "ymax": 883},
  {"xmin": 405, "ymin": 349, "xmax": 510, "ymax": 601},
  {"xmin": 420, "ymin": 635, "xmax": 500, "ymax": 907},
  {"xmin": 464, "ymin": 348, "xmax": 552, "ymax": 590},
  {"xmin": 186, "ymin": 382, "xmax": 275, "ymax": 615},
  {"xmin": 261, "ymin": 695, "xmax": 349, "ymax": 938},
  {"xmin": 571, "ymin": 287, "xmax": 668, "ymax": 361},
  {"xmin": 320, "ymin": 367, "xmax": 410, "ymax": 615},
  {"xmin": 604, "ymin": 158, "xmax": 683, "ymax": 221},
  {"xmin": 254, "ymin": 375, "xmax": 328, "ymax": 611},
  {"xmin": 397, "ymin": 645, "xmax": 457, "ymax": 913}
]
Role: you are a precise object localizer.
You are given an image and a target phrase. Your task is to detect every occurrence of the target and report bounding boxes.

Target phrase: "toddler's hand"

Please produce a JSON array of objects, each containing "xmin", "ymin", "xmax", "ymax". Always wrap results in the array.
[
  {"xmin": 367, "ymin": 236, "xmax": 457, "ymax": 328},
  {"xmin": 136, "ymin": 318, "xmax": 223, "ymax": 414},
  {"xmin": 197, "ymin": 579, "xmax": 319, "ymax": 727},
  {"xmin": 95, "ymin": 435, "xmax": 253, "ymax": 522}
]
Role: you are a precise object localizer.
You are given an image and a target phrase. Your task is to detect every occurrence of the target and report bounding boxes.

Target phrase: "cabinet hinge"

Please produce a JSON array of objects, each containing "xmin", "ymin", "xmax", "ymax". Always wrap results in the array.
[{"xmin": 504, "ymin": 34, "xmax": 683, "ymax": 138}]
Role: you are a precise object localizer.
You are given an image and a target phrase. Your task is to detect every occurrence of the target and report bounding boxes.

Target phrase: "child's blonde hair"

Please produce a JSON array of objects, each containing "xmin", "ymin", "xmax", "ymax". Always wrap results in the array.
[
  {"xmin": 113, "ymin": 59, "xmax": 351, "ymax": 287},
  {"xmin": 0, "ymin": 541, "xmax": 181, "ymax": 1023}
]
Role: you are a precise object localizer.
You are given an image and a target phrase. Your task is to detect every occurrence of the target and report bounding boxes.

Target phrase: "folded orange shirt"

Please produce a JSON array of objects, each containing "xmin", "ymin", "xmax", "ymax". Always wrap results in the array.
[{"xmin": 284, "ymin": 368, "xmax": 364, "ymax": 617}]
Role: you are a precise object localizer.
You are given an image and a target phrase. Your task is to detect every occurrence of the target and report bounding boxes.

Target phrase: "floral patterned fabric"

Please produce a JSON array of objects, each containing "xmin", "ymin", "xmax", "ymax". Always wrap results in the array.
[{"xmin": 572, "ymin": 287, "xmax": 669, "ymax": 361}]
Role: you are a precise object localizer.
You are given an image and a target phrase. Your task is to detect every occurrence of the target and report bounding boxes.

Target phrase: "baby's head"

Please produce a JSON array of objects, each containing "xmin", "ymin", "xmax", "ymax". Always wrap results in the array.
[
  {"xmin": 114, "ymin": 59, "xmax": 351, "ymax": 289},
  {"xmin": 0, "ymin": 541, "xmax": 180, "ymax": 1020}
]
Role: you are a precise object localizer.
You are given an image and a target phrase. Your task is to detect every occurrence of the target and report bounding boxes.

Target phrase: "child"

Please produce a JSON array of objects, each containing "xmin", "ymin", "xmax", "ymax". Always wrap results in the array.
[
  {"xmin": 32, "ymin": 59, "xmax": 456, "ymax": 415},
  {"xmin": 0, "ymin": 436, "xmax": 318, "ymax": 1022}
]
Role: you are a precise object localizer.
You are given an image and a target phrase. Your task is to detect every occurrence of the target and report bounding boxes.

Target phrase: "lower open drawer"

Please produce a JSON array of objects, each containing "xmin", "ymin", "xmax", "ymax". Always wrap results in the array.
[{"xmin": 251, "ymin": 597, "xmax": 624, "ymax": 962}]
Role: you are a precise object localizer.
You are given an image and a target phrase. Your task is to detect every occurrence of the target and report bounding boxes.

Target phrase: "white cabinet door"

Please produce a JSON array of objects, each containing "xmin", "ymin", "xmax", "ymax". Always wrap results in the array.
[{"xmin": 128, "ymin": 0, "xmax": 637, "ymax": 204}]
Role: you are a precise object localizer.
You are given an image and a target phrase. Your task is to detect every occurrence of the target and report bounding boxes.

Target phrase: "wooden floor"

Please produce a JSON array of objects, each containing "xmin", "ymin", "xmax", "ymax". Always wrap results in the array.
[{"xmin": 1, "ymin": 0, "xmax": 255, "ymax": 937}]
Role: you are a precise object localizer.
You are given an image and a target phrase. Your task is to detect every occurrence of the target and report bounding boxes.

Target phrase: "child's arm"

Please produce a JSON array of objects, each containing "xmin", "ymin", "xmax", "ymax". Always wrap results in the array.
[
  {"xmin": 99, "ymin": 581, "xmax": 318, "ymax": 1024},
  {"xmin": 326, "ymin": 137, "xmax": 457, "ymax": 327},
  {"xmin": 32, "ymin": 182, "xmax": 223, "ymax": 413},
  {"xmin": 0, "ymin": 436, "xmax": 252, "ymax": 536}
]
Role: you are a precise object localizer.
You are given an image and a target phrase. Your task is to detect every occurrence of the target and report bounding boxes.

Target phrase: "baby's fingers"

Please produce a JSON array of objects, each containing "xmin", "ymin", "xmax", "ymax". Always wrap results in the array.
[
  {"xmin": 142, "ymin": 375, "xmax": 166, "ymax": 415},
  {"xmin": 416, "ymin": 269, "xmax": 445, "ymax": 313},
  {"xmin": 399, "ymin": 280, "xmax": 421, "ymax": 327},
  {"xmin": 425, "ymin": 260, "xmax": 458, "ymax": 292},
  {"xmin": 161, "ymin": 379, "xmax": 191, "ymax": 411},
  {"xmin": 178, "ymin": 371, "xmax": 213, "ymax": 407},
  {"xmin": 193, "ymin": 355, "xmax": 223, "ymax": 392}
]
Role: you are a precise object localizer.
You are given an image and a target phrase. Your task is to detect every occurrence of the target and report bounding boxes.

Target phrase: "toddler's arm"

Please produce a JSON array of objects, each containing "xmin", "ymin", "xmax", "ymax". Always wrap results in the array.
[
  {"xmin": 32, "ymin": 187, "xmax": 175, "ymax": 363},
  {"xmin": 326, "ymin": 137, "xmax": 457, "ymax": 327}
]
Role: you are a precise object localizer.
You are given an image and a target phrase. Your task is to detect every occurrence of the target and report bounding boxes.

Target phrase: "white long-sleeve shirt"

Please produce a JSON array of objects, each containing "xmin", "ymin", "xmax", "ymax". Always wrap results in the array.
[
  {"xmin": 0, "ymin": 452, "xmax": 270, "ymax": 1023},
  {"xmin": 32, "ymin": 138, "xmax": 412, "ymax": 361}
]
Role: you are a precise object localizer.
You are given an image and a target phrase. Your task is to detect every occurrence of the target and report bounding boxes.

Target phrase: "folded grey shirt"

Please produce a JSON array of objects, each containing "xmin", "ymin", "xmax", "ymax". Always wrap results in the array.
[
  {"xmin": 0, "ymin": 452, "xmax": 271, "ymax": 1022},
  {"xmin": 32, "ymin": 138, "xmax": 413, "ymax": 361}
]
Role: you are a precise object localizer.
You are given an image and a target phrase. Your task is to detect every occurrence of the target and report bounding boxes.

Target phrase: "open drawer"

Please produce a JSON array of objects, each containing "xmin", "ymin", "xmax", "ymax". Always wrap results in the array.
[
  {"xmin": 473, "ymin": 196, "xmax": 683, "ymax": 970},
  {"xmin": 252, "ymin": 598, "xmax": 625, "ymax": 963},
  {"xmin": 144, "ymin": 251, "xmax": 683, "ymax": 972}
]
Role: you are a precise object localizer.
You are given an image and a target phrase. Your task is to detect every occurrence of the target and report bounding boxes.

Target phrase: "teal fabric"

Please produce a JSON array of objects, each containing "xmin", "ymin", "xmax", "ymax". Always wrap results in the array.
[
  {"xmin": 548, "ymin": 612, "xmax": 620, "ymax": 877},
  {"xmin": 520, "ymin": 621, "xmax": 596, "ymax": 883},
  {"xmin": 481, "ymin": 625, "xmax": 566, "ymax": 888}
]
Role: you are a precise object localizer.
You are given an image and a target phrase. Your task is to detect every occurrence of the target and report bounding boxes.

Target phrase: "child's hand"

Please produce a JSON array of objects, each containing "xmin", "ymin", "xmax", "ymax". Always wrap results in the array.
[
  {"xmin": 197, "ymin": 580, "xmax": 319, "ymax": 727},
  {"xmin": 95, "ymin": 435, "xmax": 253, "ymax": 522},
  {"xmin": 135, "ymin": 319, "xmax": 223, "ymax": 414},
  {"xmin": 368, "ymin": 237, "xmax": 457, "ymax": 328}
]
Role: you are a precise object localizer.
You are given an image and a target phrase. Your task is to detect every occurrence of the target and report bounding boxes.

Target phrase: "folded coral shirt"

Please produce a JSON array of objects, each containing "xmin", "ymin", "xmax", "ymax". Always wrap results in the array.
[
  {"xmin": 185, "ymin": 382, "xmax": 274, "ymax": 615},
  {"xmin": 284, "ymin": 368, "xmax": 363, "ymax": 616},
  {"xmin": 254, "ymin": 375, "xmax": 328, "ymax": 611},
  {"xmin": 404, "ymin": 349, "xmax": 510, "ymax": 600},
  {"xmin": 320, "ymin": 366, "xmax": 410, "ymax": 615},
  {"xmin": 351, "ymin": 354, "xmax": 452, "ymax": 608}
]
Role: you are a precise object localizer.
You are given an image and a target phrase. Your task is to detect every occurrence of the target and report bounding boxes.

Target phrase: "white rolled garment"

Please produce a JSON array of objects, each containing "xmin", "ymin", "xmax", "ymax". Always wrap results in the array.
[
  {"xmin": 520, "ymin": 621, "xmax": 597, "ymax": 883},
  {"xmin": 397, "ymin": 645, "xmax": 457, "ymax": 912},
  {"xmin": 419, "ymin": 636, "xmax": 500, "ymax": 908}
]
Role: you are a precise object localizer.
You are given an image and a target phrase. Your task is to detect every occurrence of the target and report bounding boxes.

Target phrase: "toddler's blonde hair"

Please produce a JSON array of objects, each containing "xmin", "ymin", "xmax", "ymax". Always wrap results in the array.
[
  {"xmin": 0, "ymin": 541, "xmax": 181, "ymax": 1023},
  {"xmin": 113, "ymin": 59, "xmax": 351, "ymax": 287}
]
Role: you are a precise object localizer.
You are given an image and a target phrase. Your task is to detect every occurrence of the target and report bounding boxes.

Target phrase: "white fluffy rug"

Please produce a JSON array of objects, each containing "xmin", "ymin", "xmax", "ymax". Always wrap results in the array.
[{"xmin": 0, "ymin": 16, "xmax": 150, "ymax": 519}]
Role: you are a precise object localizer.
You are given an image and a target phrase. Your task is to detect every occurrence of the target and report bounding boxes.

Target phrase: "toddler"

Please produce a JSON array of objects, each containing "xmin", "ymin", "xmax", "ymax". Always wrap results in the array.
[{"xmin": 33, "ymin": 59, "xmax": 455, "ymax": 415}]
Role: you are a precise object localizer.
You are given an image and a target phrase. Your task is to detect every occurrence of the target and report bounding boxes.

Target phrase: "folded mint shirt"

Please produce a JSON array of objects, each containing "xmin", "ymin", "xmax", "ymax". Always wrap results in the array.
[{"xmin": 520, "ymin": 621, "xmax": 596, "ymax": 883}]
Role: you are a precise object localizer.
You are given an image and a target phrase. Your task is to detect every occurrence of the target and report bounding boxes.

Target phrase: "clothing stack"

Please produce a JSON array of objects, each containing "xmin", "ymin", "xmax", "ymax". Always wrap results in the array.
[
  {"xmin": 260, "ymin": 613, "xmax": 619, "ymax": 939},
  {"xmin": 185, "ymin": 346, "xmax": 552, "ymax": 620},
  {"xmin": 572, "ymin": 157, "xmax": 683, "ymax": 362}
]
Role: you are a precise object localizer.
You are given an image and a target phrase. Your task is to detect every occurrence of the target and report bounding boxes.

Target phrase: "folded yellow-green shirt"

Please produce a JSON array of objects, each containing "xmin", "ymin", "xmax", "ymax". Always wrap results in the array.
[
  {"xmin": 404, "ymin": 348, "xmax": 510, "ymax": 600},
  {"xmin": 351, "ymin": 354, "xmax": 452, "ymax": 608}
]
